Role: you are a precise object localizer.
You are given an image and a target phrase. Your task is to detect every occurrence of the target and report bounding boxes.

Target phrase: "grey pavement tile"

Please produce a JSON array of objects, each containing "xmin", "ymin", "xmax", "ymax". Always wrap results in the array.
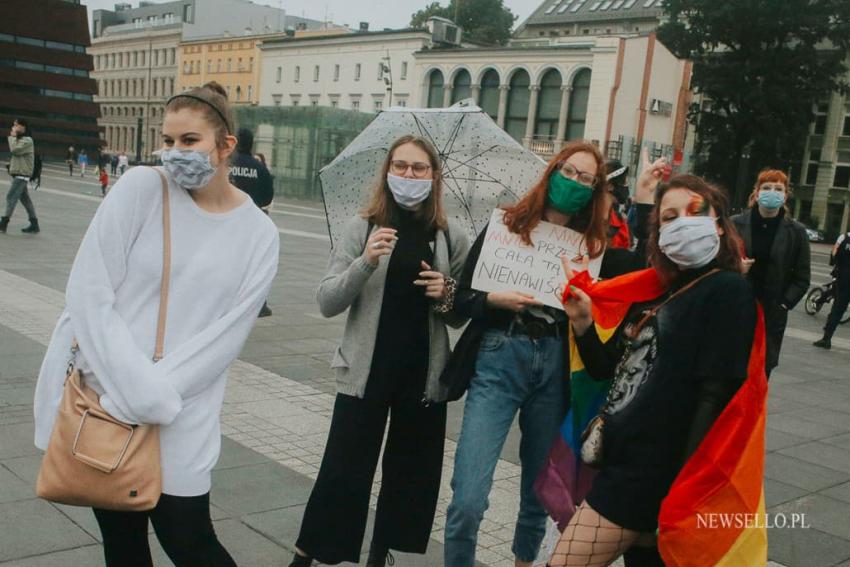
[
  {"xmin": 764, "ymin": 453, "xmax": 850, "ymax": 492},
  {"xmin": 0, "ymin": 464, "xmax": 34, "ymax": 504},
  {"xmin": 2, "ymin": 454, "xmax": 41, "ymax": 484},
  {"xmin": 213, "ymin": 518, "xmax": 289, "ymax": 566},
  {"xmin": 765, "ymin": 478, "xmax": 811, "ymax": 508},
  {"xmin": 823, "ymin": 432, "xmax": 850, "ymax": 451},
  {"xmin": 240, "ymin": 503, "xmax": 305, "ymax": 549},
  {"xmin": 766, "ymin": 427, "xmax": 810, "ymax": 452},
  {"xmin": 779, "ymin": 442, "xmax": 850, "ymax": 475},
  {"xmin": 767, "ymin": 412, "xmax": 850, "ymax": 440},
  {"xmin": 214, "ymin": 435, "xmax": 273, "ymax": 471},
  {"xmin": 821, "ymin": 482, "xmax": 850, "ymax": 506},
  {"xmin": 767, "ymin": 394, "xmax": 813, "ymax": 415},
  {"xmin": 0, "ymin": 422, "xmax": 40, "ymax": 459},
  {"xmin": 0, "ymin": 385, "xmax": 36, "ymax": 407},
  {"xmin": 0, "ymin": 545, "xmax": 103, "ymax": 566},
  {"xmin": 770, "ymin": 494, "xmax": 850, "ymax": 541},
  {"xmin": 0, "ymin": 498, "xmax": 96, "ymax": 561},
  {"xmin": 210, "ymin": 462, "xmax": 314, "ymax": 516},
  {"xmin": 767, "ymin": 527, "xmax": 850, "ymax": 567}
]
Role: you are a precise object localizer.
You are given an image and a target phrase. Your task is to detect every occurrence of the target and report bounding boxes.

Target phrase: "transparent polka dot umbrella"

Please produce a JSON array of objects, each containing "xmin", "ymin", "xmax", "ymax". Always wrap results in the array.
[{"xmin": 319, "ymin": 103, "xmax": 547, "ymax": 245}]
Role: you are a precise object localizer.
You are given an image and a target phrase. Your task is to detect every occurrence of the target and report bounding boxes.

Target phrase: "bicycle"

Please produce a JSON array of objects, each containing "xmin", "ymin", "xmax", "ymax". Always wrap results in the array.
[{"xmin": 804, "ymin": 277, "xmax": 850, "ymax": 324}]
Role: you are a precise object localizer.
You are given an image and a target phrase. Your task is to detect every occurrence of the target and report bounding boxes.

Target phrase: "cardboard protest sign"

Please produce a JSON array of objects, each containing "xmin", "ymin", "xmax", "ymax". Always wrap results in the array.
[{"xmin": 471, "ymin": 209, "xmax": 603, "ymax": 310}]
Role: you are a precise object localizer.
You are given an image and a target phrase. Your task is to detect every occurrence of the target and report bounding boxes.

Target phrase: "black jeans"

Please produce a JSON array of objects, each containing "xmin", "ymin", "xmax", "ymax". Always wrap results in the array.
[
  {"xmin": 824, "ymin": 279, "xmax": 850, "ymax": 340},
  {"xmin": 296, "ymin": 392, "xmax": 447, "ymax": 564},
  {"xmin": 93, "ymin": 492, "xmax": 236, "ymax": 567}
]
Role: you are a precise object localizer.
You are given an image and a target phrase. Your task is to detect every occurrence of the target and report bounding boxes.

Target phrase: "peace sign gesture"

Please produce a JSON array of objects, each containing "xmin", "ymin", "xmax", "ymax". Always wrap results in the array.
[{"xmin": 634, "ymin": 146, "xmax": 669, "ymax": 205}]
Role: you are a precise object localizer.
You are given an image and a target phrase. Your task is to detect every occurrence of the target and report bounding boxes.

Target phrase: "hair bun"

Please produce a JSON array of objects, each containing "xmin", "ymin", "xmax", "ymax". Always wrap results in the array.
[{"xmin": 202, "ymin": 81, "xmax": 228, "ymax": 100}]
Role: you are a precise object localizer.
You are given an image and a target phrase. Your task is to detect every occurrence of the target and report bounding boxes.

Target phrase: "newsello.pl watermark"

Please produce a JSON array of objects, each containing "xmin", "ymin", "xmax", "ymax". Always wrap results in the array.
[{"xmin": 697, "ymin": 513, "xmax": 811, "ymax": 529}]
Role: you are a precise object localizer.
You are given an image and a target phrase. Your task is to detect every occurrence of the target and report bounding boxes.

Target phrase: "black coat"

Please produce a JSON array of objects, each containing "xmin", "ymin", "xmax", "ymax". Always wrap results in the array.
[
  {"xmin": 229, "ymin": 152, "xmax": 274, "ymax": 208},
  {"xmin": 732, "ymin": 209, "xmax": 810, "ymax": 372}
]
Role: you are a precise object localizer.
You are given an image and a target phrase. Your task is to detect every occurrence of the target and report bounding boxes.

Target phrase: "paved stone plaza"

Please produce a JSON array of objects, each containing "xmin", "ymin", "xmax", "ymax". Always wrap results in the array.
[{"xmin": 0, "ymin": 162, "xmax": 848, "ymax": 566}]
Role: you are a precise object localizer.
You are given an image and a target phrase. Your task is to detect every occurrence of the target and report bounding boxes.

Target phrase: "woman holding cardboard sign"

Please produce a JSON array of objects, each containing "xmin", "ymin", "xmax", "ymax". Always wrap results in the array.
[
  {"xmin": 289, "ymin": 135, "xmax": 470, "ymax": 567},
  {"xmin": 442, "ymin": 141, "xmax": 665, "ymax": 567}
]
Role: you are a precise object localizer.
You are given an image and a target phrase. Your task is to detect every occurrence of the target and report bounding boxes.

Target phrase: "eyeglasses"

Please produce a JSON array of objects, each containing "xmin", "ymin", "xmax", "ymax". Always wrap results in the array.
[
  {"xmin": 760, "ymin": 184, "xmax": 786, "ymax": 192},
  {"xmin": 390, "ymin": 160, "xmax": 432, "ymax": 178},
  {"xmin": 558, "ymin": 161, "xmax": 597, "ymax": 187}
]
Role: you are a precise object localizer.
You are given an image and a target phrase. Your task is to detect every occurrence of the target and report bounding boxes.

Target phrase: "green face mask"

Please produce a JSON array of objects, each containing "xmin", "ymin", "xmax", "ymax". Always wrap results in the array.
[{"xmin": 547, "ymin": 171, "xmax": 594, "ymax": 214}]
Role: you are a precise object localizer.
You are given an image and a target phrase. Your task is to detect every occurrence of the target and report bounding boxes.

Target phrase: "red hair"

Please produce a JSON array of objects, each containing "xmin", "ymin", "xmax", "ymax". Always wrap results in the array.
[
  {"xmin": 502, "ymin": 141, "xmax": 610, "ymax": 258},
  {"xmin": 747, "ymin": 168, "xmax": 791, "ymax": 210}
]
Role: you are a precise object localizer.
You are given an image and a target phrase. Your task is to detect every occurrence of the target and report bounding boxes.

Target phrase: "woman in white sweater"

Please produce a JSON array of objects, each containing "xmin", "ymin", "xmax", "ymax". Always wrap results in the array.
[{"xmin": 34, "ymin": 82, "xmax": 279, "ymax": 566}]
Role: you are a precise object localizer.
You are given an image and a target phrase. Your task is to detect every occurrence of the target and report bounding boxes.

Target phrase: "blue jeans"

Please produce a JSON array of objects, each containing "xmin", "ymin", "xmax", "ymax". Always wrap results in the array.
[{"xmin": 445, "ymin": 328, "xmax": 566, "ymax": 566}]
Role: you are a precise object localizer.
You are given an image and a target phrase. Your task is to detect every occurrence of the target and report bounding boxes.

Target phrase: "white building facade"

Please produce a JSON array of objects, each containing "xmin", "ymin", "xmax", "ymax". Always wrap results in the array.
[
  {"xmin": 258, "ymin": 30, "xmax": 436, "ymax": 113},
  {"xmin": 414, "ymin": 34, "xmax": 694, "ymax": 170}
]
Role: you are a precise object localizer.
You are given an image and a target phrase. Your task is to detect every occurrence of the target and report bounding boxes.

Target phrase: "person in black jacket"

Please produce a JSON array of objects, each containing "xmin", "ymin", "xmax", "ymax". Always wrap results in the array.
[
  {"xmin": 731, "ymin": 169, "xmax": 810, "ymax": 377},
  {"xmin": 230, "ymin": 128, "xmax": 275, "ymax": 316},
  {"xmin": 814, "ymin": 231, "xmax": 850, "ymax": 349},
  {"xmin": 551, "ymin": 175, "xmax": 756, "ymax": 567}
]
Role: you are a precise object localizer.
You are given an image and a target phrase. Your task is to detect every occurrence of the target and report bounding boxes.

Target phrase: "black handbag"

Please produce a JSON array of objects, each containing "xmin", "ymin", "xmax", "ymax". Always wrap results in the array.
[{"xmin": 440, "ymin": 321, "xmax": 486, "ymax": 402}]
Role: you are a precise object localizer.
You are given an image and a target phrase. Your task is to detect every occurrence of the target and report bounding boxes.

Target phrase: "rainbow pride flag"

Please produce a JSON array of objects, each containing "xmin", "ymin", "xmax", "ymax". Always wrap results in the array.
[
  {"xmin": 533, "ymin": 268, "xmax": 666, "ymax": 530},
  {"xmin": 657, "ymin": 306, "xmax": 768, "ymax": 566},
  {"xmin": 534, "ymin": 267, "xmax": 768, "ymax": 567}
]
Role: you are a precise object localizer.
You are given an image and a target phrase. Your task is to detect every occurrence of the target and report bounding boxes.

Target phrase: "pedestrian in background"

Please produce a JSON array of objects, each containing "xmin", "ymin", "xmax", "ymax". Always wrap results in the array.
[
  {"xmin": 66, "ymin": 145, "xmax": 75, "ymax": 176},
  {"xmin": 34, "ymin": 81, "xmax": 278, "ymax": 567},
  {"xmin": 99, "ymin": 167, "xmax": 109, "ymax": 197},
  {"xmin": 118, "ymin": 151, "xmax": 129, "ymax": 175},
  {"xmin": 110, "ymin": 153, "xmax": 118, "ymax": 175},
  {"xmin": 229, "ymin": 128, "xmax": 276, "ymax": 317},
  {"xmin": 1, "ymin": 119, "xmax": 39, "ymax": 234},
  {"xmin": 732, "ymin": 169, "xmax": 810, "ymax": 377},
  {"xmin": 290, "ymin": 135, "xmax": 470, "ymax": 567},
  {"xmin": 78, "ymin": 149, "xmax": 88, "ymax": 178},
  {"xmin": 814, "ymin": 230, "xmax": 850, "ymax": 349}
]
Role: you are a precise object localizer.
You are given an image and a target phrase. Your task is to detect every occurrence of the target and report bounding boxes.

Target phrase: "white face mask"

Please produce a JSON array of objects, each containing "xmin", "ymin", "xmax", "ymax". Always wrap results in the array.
[
  {"xmin": 387, "ymin": 173, "xmax": 432, "ymax": 209},
  {"xmin": 658, "ymin": 215, "xmax": 721, "ymax": 269}
]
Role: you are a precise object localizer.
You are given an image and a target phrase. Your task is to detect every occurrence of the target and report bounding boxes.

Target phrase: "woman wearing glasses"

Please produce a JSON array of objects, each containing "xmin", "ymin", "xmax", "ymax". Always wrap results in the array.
[
  {"xmin": 289, "ymin": 135, "xmax": 470, "ymax": 567},
  {"xmin": 444, "ymin": 141, "xmax": 644, "ymax": 567},
  {"xmin": 731, "ymin": 169, "xmax": 810, "ymax": 377}
]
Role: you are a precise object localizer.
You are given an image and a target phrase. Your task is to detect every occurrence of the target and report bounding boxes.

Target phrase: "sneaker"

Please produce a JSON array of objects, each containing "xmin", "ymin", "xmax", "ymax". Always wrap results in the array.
[{"xmin": 813, "ymin": 338, "xmax": 832, "ymax": 350}]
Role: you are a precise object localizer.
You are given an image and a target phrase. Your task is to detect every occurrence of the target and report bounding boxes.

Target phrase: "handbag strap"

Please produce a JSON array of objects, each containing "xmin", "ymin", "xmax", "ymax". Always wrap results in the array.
[
  {"xmin": 629, "ymin": 268, "xmax": 721, "ymax": 338},
  {"xmin": 152, "ymin": 167, "xmax": 171, "ymax": 362},
  {"xmin": 69, "ymin": 167, "xmax": 171, "ymax": 366}
]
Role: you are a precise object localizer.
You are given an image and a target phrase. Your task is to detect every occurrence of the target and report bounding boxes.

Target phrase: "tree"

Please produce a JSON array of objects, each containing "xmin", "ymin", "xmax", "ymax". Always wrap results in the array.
[
  {"xmin": 411, "ymin": 0, "xmax": 517, "ymax": 46},
  {"xmin": 657, "ymin": 0, "xmax": 850, "ymax": 208}
]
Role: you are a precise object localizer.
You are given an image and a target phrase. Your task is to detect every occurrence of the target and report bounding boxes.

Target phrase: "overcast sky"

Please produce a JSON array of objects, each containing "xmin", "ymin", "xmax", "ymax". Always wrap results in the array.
[{"xmin": 80, "ymin": 0, "xmax": 539, "ymax": 33}]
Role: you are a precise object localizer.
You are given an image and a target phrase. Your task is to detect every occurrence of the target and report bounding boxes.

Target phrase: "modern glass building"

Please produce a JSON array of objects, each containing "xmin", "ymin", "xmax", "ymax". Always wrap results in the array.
[{"xmin": 0, "ymin": 0, "xmax": 101, "ymax": 158}]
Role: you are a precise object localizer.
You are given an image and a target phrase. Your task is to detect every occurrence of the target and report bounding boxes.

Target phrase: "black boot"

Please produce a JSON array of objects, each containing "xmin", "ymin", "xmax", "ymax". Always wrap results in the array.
[
  {"xmin": 0, "ymin": 216, "xmax": 8, "ymax": 233},
  {"xmin": 21, "ymin": 218, "xmax": 39, "ymax": 234},
  {"xmin": 366, "ymin": 544, "xmax": 394, "ymax": 567},
  {"xmin": 286, "ymin": 552, "xmax": 312, "ymax": 567},
  {"xmin": 813, "ymin": 337, "xmax": 832, "ymax": 350}
]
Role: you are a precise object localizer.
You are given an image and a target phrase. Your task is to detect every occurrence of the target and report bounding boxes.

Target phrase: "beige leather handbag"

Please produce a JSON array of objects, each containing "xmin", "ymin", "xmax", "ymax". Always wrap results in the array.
[{"xmin": 36, "ymin": 168, "xmax": 172, "ymax": 511}]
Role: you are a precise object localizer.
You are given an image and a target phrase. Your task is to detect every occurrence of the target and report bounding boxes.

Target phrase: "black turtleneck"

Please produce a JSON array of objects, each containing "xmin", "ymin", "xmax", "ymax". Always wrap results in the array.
[
  {"xmin": 750, "ymin": 207, "xmax": 784, "ymax": 300},
  {"xmin": 366, "ymin": 209, "xmax": 436, "ymax": 401}
]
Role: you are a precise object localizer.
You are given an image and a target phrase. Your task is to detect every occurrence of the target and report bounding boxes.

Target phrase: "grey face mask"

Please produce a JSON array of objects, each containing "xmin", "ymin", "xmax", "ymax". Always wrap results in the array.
[{"xmin": 160, "ymin": 147, "xmax": 217, "ymax": 190}]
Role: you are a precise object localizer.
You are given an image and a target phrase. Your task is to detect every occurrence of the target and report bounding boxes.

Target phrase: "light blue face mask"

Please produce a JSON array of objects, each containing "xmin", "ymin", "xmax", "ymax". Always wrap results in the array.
[
  {"xmin": 160, "ymin": 147, "xmax": 217, "ymax": 190},
  {"xmin": 757, "ymin": 189, "xmax": 786, "ymax": 210}
]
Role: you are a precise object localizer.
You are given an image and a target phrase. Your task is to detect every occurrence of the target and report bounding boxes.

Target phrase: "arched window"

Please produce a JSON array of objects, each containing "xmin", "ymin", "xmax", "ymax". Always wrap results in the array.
[
  {"xmin": 505, "ymin": 69, "xmax": 531, "ymax": 142},
  {"xmin": 426, "ymin": 69, "xmax": 444, "ymax": 108},
  {"xmin": 535, "ymin": 68, "xmax": 563, "ymax": 138},
  {"xmin": 451, "ymin": 69, "xmax": 471, "ymax": 104},
  {"xmin": 567, "ymin": 69, "xmax": 592, "ymax": 141},
  {"xmin": 479, "ymin": 69, "xmax": 500, "ymax": 121}
]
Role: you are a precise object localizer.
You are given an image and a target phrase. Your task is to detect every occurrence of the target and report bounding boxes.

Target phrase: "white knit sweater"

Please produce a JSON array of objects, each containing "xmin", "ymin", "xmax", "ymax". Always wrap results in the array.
[{"xmin": 34, "ymin": 166, "xmax": 279, "ymax": 496}]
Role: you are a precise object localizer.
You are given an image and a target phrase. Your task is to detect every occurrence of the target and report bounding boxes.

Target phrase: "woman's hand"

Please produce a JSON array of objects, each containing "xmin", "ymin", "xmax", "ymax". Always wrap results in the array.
[
  {"xmin": 560, "ymin": 256, "xmax": 593, "ymax": 336},
  {"xmin": 741, "ymin": 257, "xmax": 755, "ymax": 275},
  {"xmin": 415, "ymin": 261, "xmax": 447, "ymax": 300},
  {"xmin": 634, "ymin": 147, "xmax": 669, "ymax": 205},
  {"xmin": 486, "ymin": 290, "xmax": 543, "ymax": 312},
  {"xmin": 363, "ymin": 228, "xmax": 398, "ymax": 266}
]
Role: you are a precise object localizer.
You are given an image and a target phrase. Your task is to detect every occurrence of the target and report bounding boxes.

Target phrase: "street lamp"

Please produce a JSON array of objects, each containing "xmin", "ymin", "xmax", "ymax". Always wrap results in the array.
[{"xmin": 381, "ymin": 50, "xmax": 392, "ymax": 106}]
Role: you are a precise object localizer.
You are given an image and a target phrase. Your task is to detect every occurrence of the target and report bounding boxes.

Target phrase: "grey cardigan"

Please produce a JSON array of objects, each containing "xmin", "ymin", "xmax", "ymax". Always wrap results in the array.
[{"xmin": 317, "ymin": 214, "xmax": 470, "ymax": 403}]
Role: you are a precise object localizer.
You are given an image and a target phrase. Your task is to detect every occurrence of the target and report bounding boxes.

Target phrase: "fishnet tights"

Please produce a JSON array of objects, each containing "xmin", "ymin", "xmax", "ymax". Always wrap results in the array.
[{"xmin": 547, "ymin": 502, "xmax": 640, "ymax": 567}]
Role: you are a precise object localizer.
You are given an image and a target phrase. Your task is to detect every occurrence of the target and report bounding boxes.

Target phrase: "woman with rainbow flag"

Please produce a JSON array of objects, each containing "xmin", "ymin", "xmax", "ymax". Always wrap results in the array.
[{"xmin": 547, "ymin": 174, "xmax": 768, "ymax": 566}]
